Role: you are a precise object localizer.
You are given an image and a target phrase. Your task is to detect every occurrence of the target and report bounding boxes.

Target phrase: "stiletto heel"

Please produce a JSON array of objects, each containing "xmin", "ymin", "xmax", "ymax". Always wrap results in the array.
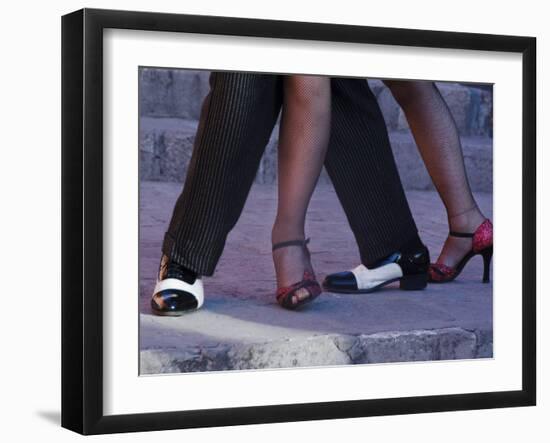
[
  {"xmin": 272, "ymin": 238, "xmax": 322, "ymax": 310},
  {"xmin": 481, "ymin": 246, "xmax": 493, "ymax": 283},
  {"xmin": 429, "ymin": 219, "xmax": 493, "ymax": 284}
]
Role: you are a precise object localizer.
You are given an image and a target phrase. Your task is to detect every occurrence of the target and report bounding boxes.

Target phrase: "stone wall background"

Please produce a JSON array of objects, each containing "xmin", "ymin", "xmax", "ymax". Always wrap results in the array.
[{"xmin": 139, "ymin": 68, "xmax": 493, "ymax": 192}]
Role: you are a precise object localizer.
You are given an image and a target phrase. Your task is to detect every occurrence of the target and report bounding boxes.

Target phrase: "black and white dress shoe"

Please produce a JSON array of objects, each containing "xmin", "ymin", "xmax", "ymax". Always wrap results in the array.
[
  {"xmin": 323, "ymin": 246, "xmax": 430, "ymax": 294},
  {"xmin": 150, "ymin": 255, "xmax": 204, "ymax": 316}
]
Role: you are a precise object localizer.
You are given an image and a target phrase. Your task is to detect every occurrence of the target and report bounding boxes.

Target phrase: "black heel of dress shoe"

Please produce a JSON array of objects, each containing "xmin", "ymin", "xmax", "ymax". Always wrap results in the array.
[
  {"xmin": 399, "ymin": 273, "xmax": 428, "ymax": 290},
  {"xmin": 481, "ymin": 246, "xmax": 493, "ymax": 283}
]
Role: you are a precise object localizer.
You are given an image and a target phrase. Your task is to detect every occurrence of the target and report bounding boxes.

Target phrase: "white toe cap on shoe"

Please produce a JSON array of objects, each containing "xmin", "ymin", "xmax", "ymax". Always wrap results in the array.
[
  {"xmin": 154, "ymin": 277, "xmax": 204, "ymax": 309},
  {"xmin": 351, "ymin": 263, "xmax": 403, "ymax": 291}
]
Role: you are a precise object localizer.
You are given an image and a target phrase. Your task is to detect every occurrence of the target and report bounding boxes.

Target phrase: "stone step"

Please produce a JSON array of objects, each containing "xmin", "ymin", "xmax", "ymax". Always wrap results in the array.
[
  {"xmin": 139, "ymin": 68, "xmax": 493, "ymax": 137},
  {"xmin": 139, "ymin": 68, "xmax": 210, "ymax": 120},
  {"xmin": 390, "ymin": 132, "xmax": 493, "ymax": 193},
  {"xmin": 140, "ymin": 321, "xmax": 491, "ymax": 374},
  {"xmin": 139, "ymin": 182, "xmax": 493, "ymax": 374},
  {"xmin": 139, "ymin": 117, "xmax": 493, "ymax": 192},
  {"xmin": 369, "ymin": 80, "xmax": 493, "ymax": 137}
]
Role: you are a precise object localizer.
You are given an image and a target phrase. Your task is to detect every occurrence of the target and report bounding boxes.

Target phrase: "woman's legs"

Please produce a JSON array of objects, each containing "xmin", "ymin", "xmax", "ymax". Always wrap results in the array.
[
  {"xmin": 272, "ymin": 75, "xmax": 331, "ymax": 289},
  {"xmin": 385, "ymin": 80, "xmax": 487, "ymax": 267}
]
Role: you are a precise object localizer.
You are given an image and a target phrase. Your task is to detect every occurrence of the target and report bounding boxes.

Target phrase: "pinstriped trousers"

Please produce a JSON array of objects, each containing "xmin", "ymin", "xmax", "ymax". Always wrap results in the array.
[{"xmin": 162, "ymin": 72, "xmax": 418, "ymax": 276}]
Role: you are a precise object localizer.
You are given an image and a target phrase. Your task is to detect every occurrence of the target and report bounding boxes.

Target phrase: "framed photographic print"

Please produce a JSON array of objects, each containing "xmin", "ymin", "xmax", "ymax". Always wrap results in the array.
[{"xmin": 61, "ymin": 8, "xmax": 536, "ymax": 435}]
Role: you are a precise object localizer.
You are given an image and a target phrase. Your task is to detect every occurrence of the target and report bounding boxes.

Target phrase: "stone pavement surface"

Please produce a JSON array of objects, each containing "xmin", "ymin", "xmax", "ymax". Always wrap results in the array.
[{"xmin": 139, "ymin": 181, "xmax": 493, "ymax": 374}]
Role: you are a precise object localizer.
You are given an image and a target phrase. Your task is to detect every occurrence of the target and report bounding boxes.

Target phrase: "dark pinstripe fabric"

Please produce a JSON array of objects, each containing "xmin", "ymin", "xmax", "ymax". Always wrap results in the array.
[
  {"xmin": 162, "ymin": 72, "xmax": 418, "ymax": 276},
  {"xmin": 162, "ymin": 73, "xmax": 283, "ymax": 274},
  {"xmin": 327, "ymin": 78, "xmax": 418, "ymax": 265}
]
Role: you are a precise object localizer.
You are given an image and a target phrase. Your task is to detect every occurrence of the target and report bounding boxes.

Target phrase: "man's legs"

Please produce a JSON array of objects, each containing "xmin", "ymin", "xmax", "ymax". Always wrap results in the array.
[
  {"xmin": 326, "ymin": 78, "xmax": 421, "ymax": 265},
  {"xmin": 151, "ymin": 72, "xmax": 282, "ymax": 315},
  {"xmin": 162, "ymin": 72, "xmax": 283, "ymax": 276},
  {"xmin": 323, "ymin": 78, "xmax": 429, "ymax": 293}
]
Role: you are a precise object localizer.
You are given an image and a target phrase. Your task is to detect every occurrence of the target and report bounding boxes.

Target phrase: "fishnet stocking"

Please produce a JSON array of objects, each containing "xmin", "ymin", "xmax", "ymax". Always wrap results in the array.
[
  {"xmin": 385, "ymin": 80, "xmax": 486, "ymax": 267},
  {"xmin": 272, "ymin": 75, "xmax": 331, "ymax": 288}
]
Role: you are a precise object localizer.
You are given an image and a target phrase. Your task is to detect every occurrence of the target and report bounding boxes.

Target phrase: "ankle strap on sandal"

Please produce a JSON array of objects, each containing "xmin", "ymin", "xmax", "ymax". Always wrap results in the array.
[
  {"xmin": 449, "ymin": 231, "xmax": 474, "ymax": 238},
  {"xmin": 272, "ymin": 238, "xmax": 310, "ymax": 251}
]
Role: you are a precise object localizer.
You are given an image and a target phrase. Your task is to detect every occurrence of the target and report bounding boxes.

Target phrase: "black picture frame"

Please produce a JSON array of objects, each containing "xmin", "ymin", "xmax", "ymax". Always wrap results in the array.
[{"xmin": 61, "ymin": 8, "xmax": 537, "ymax": 435}]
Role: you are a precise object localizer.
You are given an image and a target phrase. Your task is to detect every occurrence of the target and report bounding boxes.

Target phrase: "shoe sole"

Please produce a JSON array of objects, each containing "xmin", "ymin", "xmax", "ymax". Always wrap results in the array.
[
  {"xmin": 323, "ymin": 274, "xmax": 427, "ymax": 294},
  {"xmin": 279, "ymin": 291, "xmax": 321, "ymax": 310},
  {"xmin": 150, "ymin": 306, "xmax": 200, "ymax": 317}
]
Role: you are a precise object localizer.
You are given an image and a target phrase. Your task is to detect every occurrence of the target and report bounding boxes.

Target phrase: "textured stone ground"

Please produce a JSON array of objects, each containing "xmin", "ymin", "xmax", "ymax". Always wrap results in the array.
[{"xmin": 139, "ymin": 181, "xmax": 493, "ymax": 374}]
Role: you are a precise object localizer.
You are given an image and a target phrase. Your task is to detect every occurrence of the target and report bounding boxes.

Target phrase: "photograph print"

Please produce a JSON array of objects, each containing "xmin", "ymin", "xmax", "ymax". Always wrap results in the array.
[{"xmin": 138, "ymin": 68, "xmax": 493, "ymax": 375}]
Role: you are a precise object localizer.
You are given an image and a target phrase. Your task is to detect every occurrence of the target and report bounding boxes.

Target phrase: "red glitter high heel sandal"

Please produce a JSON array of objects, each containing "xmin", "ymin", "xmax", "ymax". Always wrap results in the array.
[
  {"xmin": 272, "ymin": 238, "xmax": 322, "ymax": 310},
  {"xmin": 429, "ymin": 219, "xmax": 493, "ymax": 283}
]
